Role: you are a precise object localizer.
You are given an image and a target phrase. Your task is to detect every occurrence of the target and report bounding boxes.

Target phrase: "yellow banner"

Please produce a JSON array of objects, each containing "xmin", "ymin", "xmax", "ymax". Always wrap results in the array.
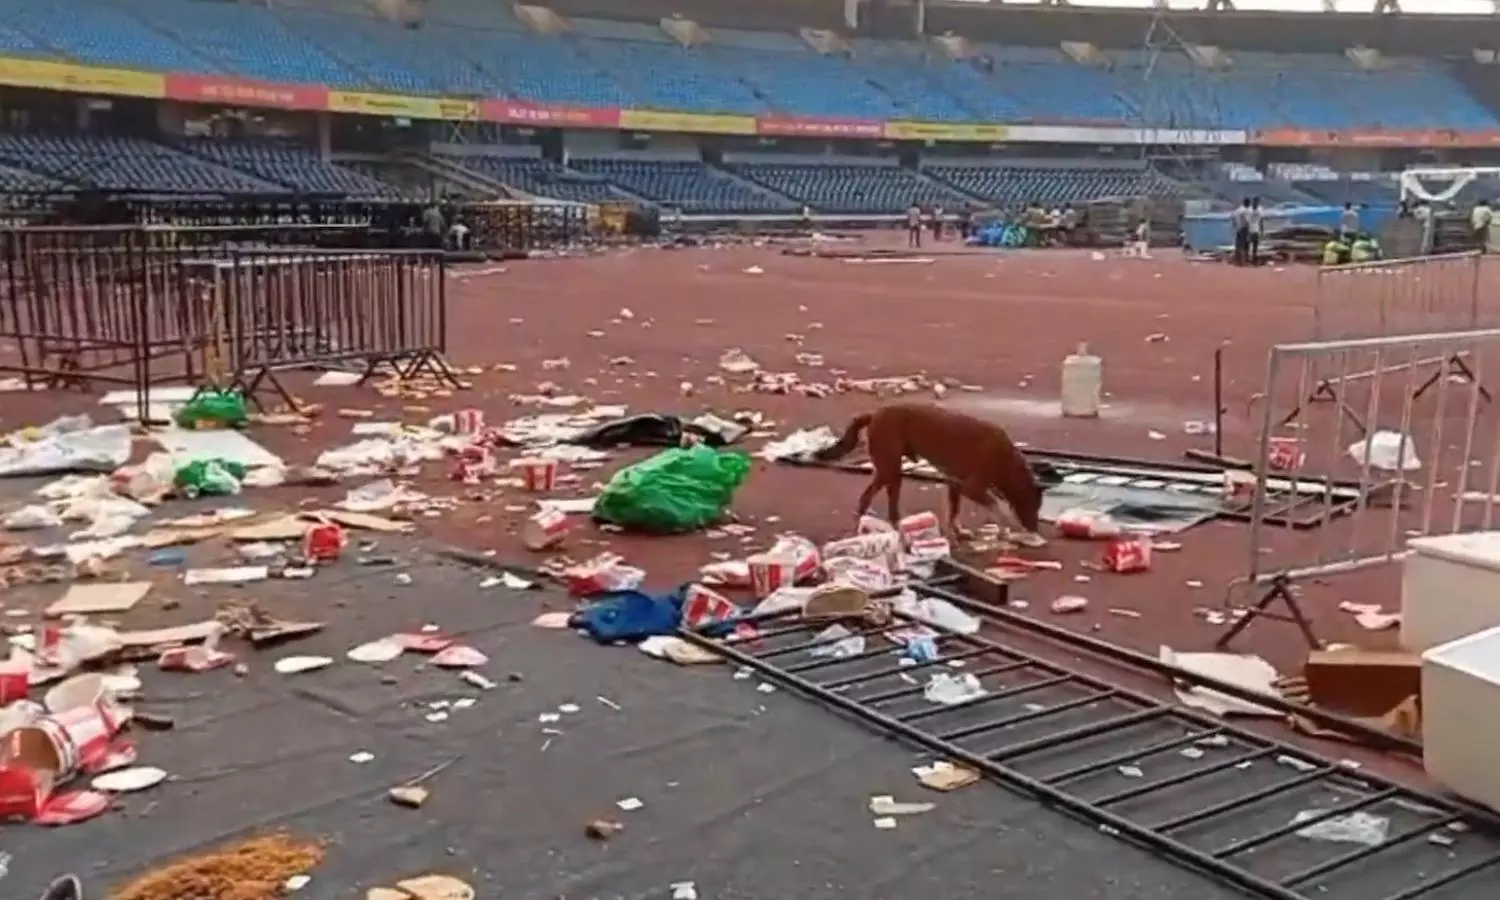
[
  {"xmin": 617, "ymin": 109, "xmax": 756, "ymax": 136},
  {"xmin": 0, "ymin": 56, "xmax": 163, "ymax": 98},
  {"xmin": 326, "ymin": 90, "xmax": 477, "ymax": 121},
  {"xmin": 883, "ymin": 121, "xmax": 1009, "ymax": 143}
]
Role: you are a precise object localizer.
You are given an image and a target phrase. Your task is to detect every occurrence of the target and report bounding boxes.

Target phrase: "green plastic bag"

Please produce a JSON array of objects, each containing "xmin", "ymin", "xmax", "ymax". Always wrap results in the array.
[
  {"xmin": 593, "ymin": 445, "xmax": 751, "ymax": 533},
  {"xmin": 174, "ymin": 388, "xmax": 249, "ymax": 430},
  {"xmin": 174, "ymin": 458, "xmax": 248, "ymax": 498}
]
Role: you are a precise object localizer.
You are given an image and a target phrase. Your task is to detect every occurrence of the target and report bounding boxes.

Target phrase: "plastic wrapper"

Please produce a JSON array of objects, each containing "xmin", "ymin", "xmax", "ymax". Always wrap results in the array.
[
  {"xmin": 173, "ymin": 459, "xmax": 246, "ymax": 498},
  {"xmin": 173, "ymin": 388, "xmax": 249, "ymax": 430}
]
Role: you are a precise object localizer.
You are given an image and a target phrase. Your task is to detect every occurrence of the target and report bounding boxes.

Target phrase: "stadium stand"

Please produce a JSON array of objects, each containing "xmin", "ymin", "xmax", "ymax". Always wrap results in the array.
[
  {"xmin": 181, "ymin": 140, "xmax": 399, "ymax": 197},
  {"xmin": 924, "ymin": 161, "xmax": 1179, "ymax": 206},
  {"xmin": 0, "ymin": 0, "xmax": 1494, "ymax": 218},
  {"xmin": 567, "ymin": 158, "xmax": 795, "ymax": 213},
  {"xmin": 0, "ymin": 134, "xmax": 282, "ymax": 195},
  {"xmin": 435, "ymin": 153, "xmax": 633, "ymax": 204},
  {"xmin": 726, "ymin": 159, "xmax": 974, "ymax": 214}
]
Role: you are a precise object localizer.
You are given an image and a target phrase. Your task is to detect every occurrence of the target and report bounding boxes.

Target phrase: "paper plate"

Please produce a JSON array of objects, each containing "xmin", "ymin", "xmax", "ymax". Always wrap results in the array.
[
  {"xmin": 347, "ymin": 639, "xmax": 405, "ymax": 664},
  {"xmin": 92, "ymin": 765, "xmax": 167, "ymax": 793},
  {"xmin": 395, "ymin": 874, "xmax": 475, "ymax": 900},
  {"xmin": 431, "ymin": 645, "xmax": 487, "ymax": 668},
  {"xmin": 274, "ymin": 655, "xmax": 334, "ymax": 675},
  {"xmin": 395, "ymin": 633, "xmax": 453, "ymax": 654}
]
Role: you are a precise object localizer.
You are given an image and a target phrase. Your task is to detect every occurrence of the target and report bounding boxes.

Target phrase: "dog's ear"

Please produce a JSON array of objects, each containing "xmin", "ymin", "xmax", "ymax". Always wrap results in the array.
[{"xmin": 39, "ymin": 875, "xmax": 83, "ymax": 900}]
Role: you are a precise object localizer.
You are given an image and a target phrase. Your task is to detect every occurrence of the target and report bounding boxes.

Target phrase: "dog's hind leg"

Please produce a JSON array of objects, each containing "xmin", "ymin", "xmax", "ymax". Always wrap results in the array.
[
  {"xmin": 854, "ymin": 475, "xmax": 884, "ymax": 526},
  {"xmin": 885, "ymin": 472, "xmax": 904, "ymax": 526},
  {"xmin": 945, "ymin": 482, "xmax": 973, "ymax": 539}
]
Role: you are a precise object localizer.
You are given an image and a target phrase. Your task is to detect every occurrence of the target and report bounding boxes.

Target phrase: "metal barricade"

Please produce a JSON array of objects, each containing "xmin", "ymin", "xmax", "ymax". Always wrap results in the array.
[
  {"xmin": 1284, "ymin": 252, "xmax": 1490, "ymax": 433},
  {"xmin": 0, "ymin": 225, "xmax": 454, "ymax": 419},
  {"xmin": 1220, "ymin": 328, "xmax": 1500, "ymax": 649}
]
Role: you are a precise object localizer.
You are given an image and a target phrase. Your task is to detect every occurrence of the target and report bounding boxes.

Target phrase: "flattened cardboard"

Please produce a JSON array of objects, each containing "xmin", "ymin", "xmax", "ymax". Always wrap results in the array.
[
  {"xmin": 46, "ymin": 582, "xmax": 151, "ymax": 618},
  {"xmin": 116, "ymin": 620, "xmax": 222, "ymax": 648},
  {"xmin": 228, "ymin": 515, "xmax": 308, "ymax": 542},
  {"xmin": 313, "ymin": 510, "xmax": 414, "ymax": 533}
]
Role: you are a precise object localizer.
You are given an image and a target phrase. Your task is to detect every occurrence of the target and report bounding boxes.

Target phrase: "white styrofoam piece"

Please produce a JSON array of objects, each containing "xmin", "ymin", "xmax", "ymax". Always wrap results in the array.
[
  {"xmin": 154, "ymin": 427, "xmax": 283, "ymax": 470},
  {"xmin": 1402, "ymin": 532, "xmax": 1500, "ymax": 652},
  {"xmin": 117, "ymin": 403, "xmax": 185, "ymax": 423},
  {"xmin": 99, "ymin": 386, "xmax": 200, "ymax": 406},
  {"xmin": 1423, "ymin": 624, "xmax": 1500, "ymax": 811}
]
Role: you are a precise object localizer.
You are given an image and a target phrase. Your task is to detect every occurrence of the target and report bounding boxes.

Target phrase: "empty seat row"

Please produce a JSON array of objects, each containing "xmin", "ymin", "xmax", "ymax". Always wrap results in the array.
[{"xmin": 0, "ymin": 0, "xmax": 1491, "ymax": 130}]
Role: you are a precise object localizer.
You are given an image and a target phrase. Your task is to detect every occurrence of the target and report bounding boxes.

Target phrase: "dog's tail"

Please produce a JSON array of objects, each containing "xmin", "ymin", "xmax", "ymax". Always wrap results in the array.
[{"xmin": 814, "ymin": 412, "xmax": 874, "ymax": 462}]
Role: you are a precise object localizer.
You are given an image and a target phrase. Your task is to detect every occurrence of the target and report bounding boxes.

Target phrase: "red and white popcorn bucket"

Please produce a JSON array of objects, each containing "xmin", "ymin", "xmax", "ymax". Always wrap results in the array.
[
  {"xmin": 906, "ymin": 536, "xmax": 951, "ymax": 563},
  {"xmin": 746, "ymin": 554, "xmax": 796, "ymax": 599},
  {"xmin": 564, "ymin": 554, "xmax": 645, "ymax": 596},
  {"xmin": 680, "ymin": 584, "xmax": 740, "ymax": 630},
  {"xmin": 302, "ymin": 521, "xmax": 347, "ymax": 562},
  {"xmin": 898, "ymin": 511, "xmax": 942, "ymax": 545},
  {"xmin": 522, "ymin": 508, "xmax": 571, "ymax": 551},
  {"xmin": 0, "ymin": 659, "xmax": 28, "ymax": 706},
  {"xmin": 1103, "ymin": 536, "xmax": 1153, "ymax": 574},
  {"xmin": 858, "ymin": 515, "xmax": 895, "ymax": 535},
  {"xmin": 1222, "ymin": 469, "xmax": 1257, "ymax": 500},
  {"xmin": 768, "ymin": 534, "xmax": 821, "ymax": 584},
  {"xmin": 823, "ymin": 532, "xmax": 903, "ymax": 570},
  {"xmin": 698, "ymin": 560, "xmax": 751, "ymax": 588},
  {"xmin": 824, "ymin": 557, "xmax": 895, "ymax": 593},
  {"xmin": 1267, "ymin": 436, "xmax": 1305, "ymax": 472},
  {"xmin": 450, "ymin": 446, "xmax": 493, "ymax": 483},
  {"xmin": 516, "ymin": 457, "xmax": 560, "ymax": 492},
  {"xmin": 451, "ymin": 408, "xmax": 484, "ymax": 435},
  {"xmin": 1056, "ymin": 508, "xmax": 1122, "ymax": 540}
]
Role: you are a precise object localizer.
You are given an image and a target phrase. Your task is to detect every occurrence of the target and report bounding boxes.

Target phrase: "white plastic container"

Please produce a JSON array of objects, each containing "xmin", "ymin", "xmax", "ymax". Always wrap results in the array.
[
  {"xmin": 1401, "ymin": 531, "xmax": 1500, "ymax": 653},
  {"xmin": 1060, "ymin": 342, "xmax": 1103, "ymax": 418},
  {"xmin": 1423, "ymin": 624, "xmax": 1500, "ymax": 810}
]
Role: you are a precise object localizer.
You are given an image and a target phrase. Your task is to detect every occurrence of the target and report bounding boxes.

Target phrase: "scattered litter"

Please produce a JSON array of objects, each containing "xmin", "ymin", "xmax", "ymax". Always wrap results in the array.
[
  {"xmin": 924, "ymin": 672, "xmax": 987, "ymax": 706},
  {"xmin": 91, "ymin": 766, "xmax": 168, "ymax": 793},
  {"xmin": 349, "ymin": 751, "xmax": 375, "ymax": 764},
  {"xmin": 275, "ymin": 656, "xmax": 335, "ymax": 675},
  {"xmin": 348, "ymin": 639, "xmax": 405, "ymax": 664},
  {"xmin": 913, "ymin": 760, "xmax": 980, "ymax": 792},
  {"xmin": 869, "ymin": 795, "xmax": 935, "ymax": 816},
  {"xmin": 1161, "ymin": 646, "xmax": 1281, "ymax": 717},
  {"xmin": 616, "ymin": 796, "xmax": 644, "ymax": 811},
  {"xmin": 1292, "ymin": 810, "xmax": 1390, "ymax": 846}
]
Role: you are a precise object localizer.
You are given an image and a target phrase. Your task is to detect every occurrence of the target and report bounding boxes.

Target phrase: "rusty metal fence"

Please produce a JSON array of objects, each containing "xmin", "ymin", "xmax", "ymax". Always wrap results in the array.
[
  {"xmin": 1284, "ymin": 251, "xmax": 1490, "ymax": 432},
  {"xmin": 0, "ymin": 225, "xmax": 454, "ymax": 417},
  {"xmin": 1220, "ymin": 327, "xmax": 1500, "ymax": 649}
]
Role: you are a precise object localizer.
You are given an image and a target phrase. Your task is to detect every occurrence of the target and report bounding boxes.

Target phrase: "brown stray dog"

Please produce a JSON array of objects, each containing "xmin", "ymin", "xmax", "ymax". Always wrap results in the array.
[{"xmin": 814, "ymin": 402, "xmax": 1045, "ymax": 538}]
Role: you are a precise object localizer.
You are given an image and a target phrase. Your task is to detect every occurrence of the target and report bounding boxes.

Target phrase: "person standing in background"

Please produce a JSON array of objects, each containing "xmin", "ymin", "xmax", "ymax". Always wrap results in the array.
[
  {"xmin": 1340, "ymin": 202, "xmax": 1360, "ymax": 242},
  {"xmin": 1472, "ymin": 198, "xmax": 1493, "ymax": 252},
  {"xmin": 1231, "ymin": 198, "xmax": 1251, "ymax": 266},
  {"xmin": 906, "ymin": 202, "xmax": 923, "ymax": 249},
  {"xmin": 1247, "ymin": 197, "xmax": 1264, "ymax": 265}
]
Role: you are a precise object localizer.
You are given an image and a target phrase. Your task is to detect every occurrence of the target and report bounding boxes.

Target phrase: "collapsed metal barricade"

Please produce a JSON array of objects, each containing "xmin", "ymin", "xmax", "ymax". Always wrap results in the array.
[
  {"xmin": 682, "ymin": 571, "xmax": 1500, "ymax": 900},
  {"xmin": 1284, "ymin": 252, "xmax": 1490, "ymax": 433},
  {"xmin": 1220, "ymin": 328, "xmax": 1500, "ymax": 650},
  {"xmin": 0, "ymin": 225, "xmax": 455, "ymax": 418},
  {"xmin": 464, "ymin": 200, "xmax": 591, "ymax": 254}
]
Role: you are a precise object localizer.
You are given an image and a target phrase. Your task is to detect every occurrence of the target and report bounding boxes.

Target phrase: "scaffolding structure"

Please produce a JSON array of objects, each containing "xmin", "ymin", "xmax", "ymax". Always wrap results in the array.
[{"xmin": 1125, "ymin": 9, "xmax": 1233, "ymax": 205}]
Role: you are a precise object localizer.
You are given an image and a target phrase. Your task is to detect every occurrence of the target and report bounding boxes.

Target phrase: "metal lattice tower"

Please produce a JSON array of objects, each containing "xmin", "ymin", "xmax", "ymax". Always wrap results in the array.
[{"xmin": 1125, "ymin": 9, "xmax": 1231, "ymax": 204}]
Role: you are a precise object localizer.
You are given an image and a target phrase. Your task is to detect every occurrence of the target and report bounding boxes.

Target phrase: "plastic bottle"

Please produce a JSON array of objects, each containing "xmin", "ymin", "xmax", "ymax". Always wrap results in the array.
[{"xmin": 1060, "ymin": 342, "xmax": 1103, "ymax": 418}]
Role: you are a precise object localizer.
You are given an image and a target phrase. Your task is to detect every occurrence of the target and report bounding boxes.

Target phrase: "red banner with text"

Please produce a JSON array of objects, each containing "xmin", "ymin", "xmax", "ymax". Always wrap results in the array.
[{"xmin": 164, "ymin": 73, "xmax": 328, "ymax": 111}]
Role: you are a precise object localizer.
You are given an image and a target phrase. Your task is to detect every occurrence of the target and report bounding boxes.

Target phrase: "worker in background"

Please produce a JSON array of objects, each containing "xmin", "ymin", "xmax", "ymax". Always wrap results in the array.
[
  {"xmin": 1472, "ymin": 198, "xmax": 1493, "ymax": 252},
  {"xmin": 932, "ymin": 204, "xmax": 945, "ymax": 241},
  {"xmin": 1339, "ymin": 202, "xmax": 1360, "ymax": 242},
  {"xmin": 1247, "ymin": 197, "xmax": 1264, "ymax": 265},
  {"xmin": 1350, "ymin": 232, "xmax": 1380, "ymax": 263},
  {"xmin": 1231, "ymin": 198, "xmax": 1251, "ymax": 266},
  {"xmin": 906, "ymin": 202, "xmax": 923, "ymax": 248}
]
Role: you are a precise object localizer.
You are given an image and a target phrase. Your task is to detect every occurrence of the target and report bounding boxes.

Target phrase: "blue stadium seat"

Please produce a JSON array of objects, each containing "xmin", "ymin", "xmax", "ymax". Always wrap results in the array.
[
  {"xmin": 273, "ymin": 9, "xmax": 497, "ymax": 94},
  {"xmin": 440, "ymin": 154, "xmax": 631, "ymax": 204},
  {"xmin": 122, "ymin": 0, "xmax": 363, "ymax": 86},
  {"xmin": 573, "ymin": 38, "xmax": 766, "ymax": 114},
  {"xmin": 925, "ymin": 163, "xmax": 1180, "ymax": 205},
  {"xmin": 0, "ymin": 162, "xmax": 67, "ymax": 193},
  {"xmin": 727, "ymin": 162, "xmax": 972, "ymax": 213},
  {"xmin": 0, "ymin": 134, "xmax": 282, "ymax": 195},
  {"xmin": 569, "ymin": 159, "xmax": 794, "ymax": 213},
  {"xmin": 0, "ymin": 0, "xmax": 208, "ymax": 72},
  {"xmin": 182, "ymin": 140, "xmax": 398, "ymax": 196}
]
